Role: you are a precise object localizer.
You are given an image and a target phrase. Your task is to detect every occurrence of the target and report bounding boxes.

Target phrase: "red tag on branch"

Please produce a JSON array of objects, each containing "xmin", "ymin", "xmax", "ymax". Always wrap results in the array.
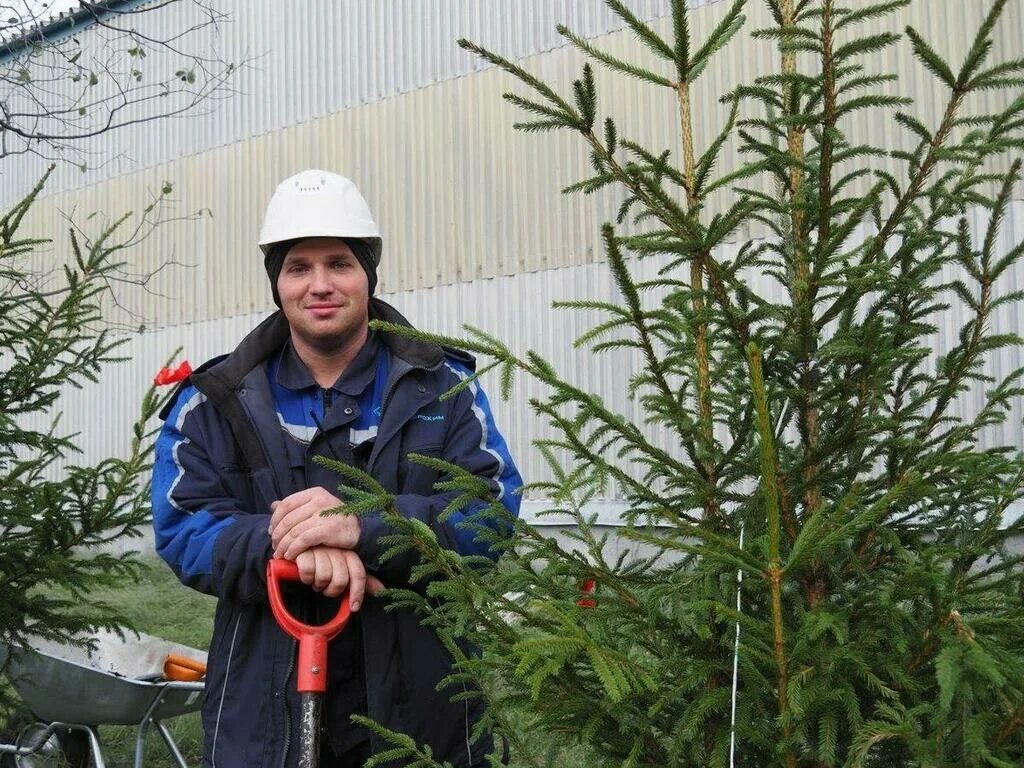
[
  {"xmin": 154, "ymin": 360, "xmax": 193, "ymax": 386},
  {"xmin": 577, "ymin": 578, "xmax": 597, "ymax": 609}
]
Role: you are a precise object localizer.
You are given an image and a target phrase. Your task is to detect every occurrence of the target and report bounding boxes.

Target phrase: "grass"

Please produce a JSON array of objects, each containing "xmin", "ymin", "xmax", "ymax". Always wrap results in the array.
[{"xmin": 2, "ymin": 558, "xmax": 215, "ymax": 768}]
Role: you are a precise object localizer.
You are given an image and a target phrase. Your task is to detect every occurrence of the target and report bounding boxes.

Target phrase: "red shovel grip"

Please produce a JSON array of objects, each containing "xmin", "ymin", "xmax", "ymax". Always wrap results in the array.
[{"xmin": 267, "ymin": 558, "xmax": 351, "ymax": 693}]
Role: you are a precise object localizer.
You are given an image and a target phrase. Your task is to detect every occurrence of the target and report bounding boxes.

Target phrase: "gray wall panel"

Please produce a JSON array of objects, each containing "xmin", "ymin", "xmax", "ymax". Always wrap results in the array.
[
  {"xmin": 21, "ymin": 199, "xmax": 1024, "ymax": 523},
  {"xmin": 6, "ymin": 2, "xmax": 1023, "ymax": 527},
  {"xmin": 8, "ymin": 0, "xmax": 1019, "ymax": 330}
]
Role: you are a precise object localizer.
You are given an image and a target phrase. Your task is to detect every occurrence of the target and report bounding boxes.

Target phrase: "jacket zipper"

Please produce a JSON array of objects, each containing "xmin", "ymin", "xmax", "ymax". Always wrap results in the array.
[
  {"xmin": 212, "ymin": 613, "xmax": 242, "ymax": 768},
  {"xmin": 368, "ymin": 365, "xmax": 428, "ymax": 471},
  {"xmin": 283, "ymin": 367, "xmax": 419, "ymax": 766},
  {"xmin": 280, "ymin": 637, "xmax": 296, "ymax": 768},
  {"xmin": 285, "ymin": 388, "xmax": 332, "ymax": 768},
  {"xmin": 380, "ymin": 381, "xmax": 395, "ymax": 420}
]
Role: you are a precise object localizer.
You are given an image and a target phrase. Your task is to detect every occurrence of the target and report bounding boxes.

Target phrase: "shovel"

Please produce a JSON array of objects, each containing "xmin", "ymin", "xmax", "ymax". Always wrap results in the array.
[{"xmin": 267, "ymin": 558, "xmax": 352, "ymax": 768}]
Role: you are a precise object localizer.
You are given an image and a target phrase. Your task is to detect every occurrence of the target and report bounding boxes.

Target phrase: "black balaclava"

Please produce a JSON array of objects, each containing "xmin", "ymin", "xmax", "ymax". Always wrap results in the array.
[{"xmin": 264, "ymin": 238, "xmax": 378, "ymax": 307}]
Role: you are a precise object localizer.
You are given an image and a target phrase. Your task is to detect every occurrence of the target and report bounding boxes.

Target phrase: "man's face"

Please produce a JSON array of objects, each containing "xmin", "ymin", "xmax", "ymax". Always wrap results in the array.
[{"xmin": 277, "ymin": 237, "xmax": 370, "ymax": 352}]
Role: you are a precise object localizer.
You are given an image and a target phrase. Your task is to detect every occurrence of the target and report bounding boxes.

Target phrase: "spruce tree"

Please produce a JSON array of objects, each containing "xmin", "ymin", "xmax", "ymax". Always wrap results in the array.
[
  {"xmin": 0, "ymin": 172, "xmax": 169, "ymax": 714},
  {"xmin": 333, "ymin": 1, "xmax": 1024, "ymax": 765}
]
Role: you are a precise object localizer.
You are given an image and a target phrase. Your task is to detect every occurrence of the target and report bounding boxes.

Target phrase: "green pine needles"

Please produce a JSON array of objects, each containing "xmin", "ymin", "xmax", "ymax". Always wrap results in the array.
[
  {"xmin": 0, "ymin": 170, "xmax": 171, "ymax": 716},
  {"xmin": 349, "ymin": 1, "xmax": 1024, "ymax": 765}
]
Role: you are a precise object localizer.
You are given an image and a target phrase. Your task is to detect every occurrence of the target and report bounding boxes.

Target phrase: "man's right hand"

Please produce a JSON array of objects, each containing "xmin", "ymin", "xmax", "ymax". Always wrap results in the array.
[
  {"xmin": 291, "ymin": 546, "xmax": 384, "ymax": 611},
  {"xmin": 269, "ymin": 487, "xmax": 361, "ymax": 559}
]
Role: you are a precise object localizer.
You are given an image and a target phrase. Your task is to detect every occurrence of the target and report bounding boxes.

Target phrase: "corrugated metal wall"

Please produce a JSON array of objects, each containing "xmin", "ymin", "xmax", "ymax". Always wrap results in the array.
[
  {"xmin": 9, "ymin": 0, "xmax": 1019, "ymax": 331},
  {"xmin": 22, "ymin": 198, "xmax": 1024, "ymax": 522},
  {"xmin": 5, "ymin": 0, "xmax": 1024, "ymax": 524},
  {"xmin": 0, "ymin": 0, "xmax": 677, "ymax": 198}
]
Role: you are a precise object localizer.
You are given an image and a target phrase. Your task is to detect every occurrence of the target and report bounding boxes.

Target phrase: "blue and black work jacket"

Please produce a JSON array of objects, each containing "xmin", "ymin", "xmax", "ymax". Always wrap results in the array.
[{"xmin": 152, "ymin": 299, "xmax": 522, "ymax": 768}]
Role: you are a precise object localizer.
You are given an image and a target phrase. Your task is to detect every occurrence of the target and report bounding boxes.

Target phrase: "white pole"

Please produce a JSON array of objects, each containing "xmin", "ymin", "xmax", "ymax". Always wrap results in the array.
[{"xmin": 728, "ymin": 524, "xmax": 745, "ymax": 767}]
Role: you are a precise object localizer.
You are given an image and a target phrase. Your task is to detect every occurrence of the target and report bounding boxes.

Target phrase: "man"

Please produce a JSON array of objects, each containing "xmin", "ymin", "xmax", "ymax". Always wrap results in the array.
[{"xmin": 152, "ymin": 169, "xmax": 522, "ymax": 768}]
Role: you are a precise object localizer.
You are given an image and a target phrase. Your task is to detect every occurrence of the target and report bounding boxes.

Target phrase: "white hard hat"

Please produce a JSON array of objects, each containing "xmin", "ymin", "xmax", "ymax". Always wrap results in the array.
[{"xmin": 258, "ymin": 169, "xmax": 382, "ymax": 265}]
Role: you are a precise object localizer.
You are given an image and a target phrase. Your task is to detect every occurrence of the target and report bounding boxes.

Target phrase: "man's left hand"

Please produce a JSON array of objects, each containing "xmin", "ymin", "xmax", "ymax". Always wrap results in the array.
[{"xmin": 269, "ymin": 487, "xmax": 361, "ymax": 559}]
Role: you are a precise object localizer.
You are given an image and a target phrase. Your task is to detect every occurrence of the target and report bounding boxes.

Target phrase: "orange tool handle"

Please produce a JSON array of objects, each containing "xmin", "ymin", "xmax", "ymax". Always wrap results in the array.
[
  {"xmin": 163, "ymin": 653, "xmax": 207, "ymax": 681},
  {"xmin": 165, "ymin": 653, "xmax": 207, "ymax": 673},
  {"xmin": 266, "ymin": 558, "xmax": 351, "ymax": 694}
]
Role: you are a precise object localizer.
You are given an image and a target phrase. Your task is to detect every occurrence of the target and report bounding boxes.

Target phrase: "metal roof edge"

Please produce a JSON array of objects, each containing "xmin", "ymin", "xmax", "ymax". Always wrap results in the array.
[{"xmin": 0, "ymin": 0, "xmax": 152, "ymax": 64}]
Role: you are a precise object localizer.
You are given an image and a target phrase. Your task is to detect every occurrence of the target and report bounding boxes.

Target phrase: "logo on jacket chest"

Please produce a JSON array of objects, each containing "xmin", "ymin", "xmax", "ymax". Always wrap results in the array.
[
  {"xmin": 413, "ymin": 412, "xmax": 444, "ymax": 422},
  {"xmin": 373, "ymin": 404, "xmax": 444, "ymax": 423}
]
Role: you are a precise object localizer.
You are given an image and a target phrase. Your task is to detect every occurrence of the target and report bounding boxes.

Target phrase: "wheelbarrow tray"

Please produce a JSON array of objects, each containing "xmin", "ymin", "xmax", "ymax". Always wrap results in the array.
[{"xmin": 0, "ymin": 628, "xmax": 206, "ymax": 726}]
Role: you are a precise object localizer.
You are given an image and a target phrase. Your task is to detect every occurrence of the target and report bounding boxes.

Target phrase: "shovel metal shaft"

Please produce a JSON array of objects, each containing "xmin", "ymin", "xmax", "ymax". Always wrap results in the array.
[{"xmin": 297, "ymin": 692, "xmax": 322, "ymax": 768}]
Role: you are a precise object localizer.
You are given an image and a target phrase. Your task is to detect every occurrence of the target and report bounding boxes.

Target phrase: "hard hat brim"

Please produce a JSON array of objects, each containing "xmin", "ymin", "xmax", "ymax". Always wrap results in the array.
[{"xmin": 258, "ymin": 235, "xmax": 382, "ymax": 266}]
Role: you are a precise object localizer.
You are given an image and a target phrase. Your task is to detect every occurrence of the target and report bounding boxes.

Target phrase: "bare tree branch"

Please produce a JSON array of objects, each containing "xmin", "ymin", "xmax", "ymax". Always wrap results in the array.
[{"xmin": 0, "ymin": 0, "xmax": 242, "ymax": 165}]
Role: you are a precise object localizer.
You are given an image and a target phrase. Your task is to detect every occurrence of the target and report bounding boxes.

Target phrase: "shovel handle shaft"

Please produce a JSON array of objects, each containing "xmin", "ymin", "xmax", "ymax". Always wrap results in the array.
[
  {"xmin": 297, "ymin": 693, "xmax": 323, "ymax": 768},
  {"xmin": 267, "ymin": 558, "xmax": 351, "ymax": 694}
]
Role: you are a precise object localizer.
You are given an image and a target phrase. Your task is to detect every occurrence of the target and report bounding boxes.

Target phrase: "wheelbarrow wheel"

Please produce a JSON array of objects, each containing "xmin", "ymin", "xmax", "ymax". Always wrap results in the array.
[{"xmin": 13, "ymin": 723, "xmax": 90, "ymax": 768}]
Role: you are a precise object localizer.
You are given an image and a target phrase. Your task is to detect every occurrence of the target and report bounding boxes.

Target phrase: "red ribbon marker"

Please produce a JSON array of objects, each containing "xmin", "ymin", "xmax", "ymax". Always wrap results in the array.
[
  {"xmin": 153, "ymin": 360, "xmax": 193, "ymax": 386},
  {"xmin": 578, "ymin": 578, "xmax": 597, "ymax": 609}
]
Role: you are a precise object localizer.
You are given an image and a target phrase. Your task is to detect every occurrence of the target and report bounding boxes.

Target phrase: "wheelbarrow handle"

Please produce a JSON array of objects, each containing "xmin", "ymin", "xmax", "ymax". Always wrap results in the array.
[{"xmin": 266, "ymin": 558, "xmax": 351, "ymax": 694}]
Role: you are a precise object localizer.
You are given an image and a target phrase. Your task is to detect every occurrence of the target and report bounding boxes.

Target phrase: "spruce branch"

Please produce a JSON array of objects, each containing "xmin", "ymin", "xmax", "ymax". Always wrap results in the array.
[
  {"xmin": 354, "ymin": 715, "xmax": 453, "ymax": 768},
  {"xmin": 601, "ymin": 224, "xmax": 705, "ymax": 473},
  {"xmin": 693, "ymin": 94, "xmax": 741, "ymax": 199},
  {"xmin": 907, "ymin": 161, "xmax": 1021, "ymax": 453},
  {"xmin": 748, "ymin": 342, "xmax": 794, "ymax": 766},
  {"xmin": 833, "ymin": 0, "xmax": 911, "ymax": 32},
  {"xmin": 457, "ymin": 39, "xmax": 576, "ymax": 114},
  {"xmin": 603, "ymin": 0, "xmax": 675, "ymax": 60},
  {"xmin": 955, "ymin": 0, "xmax": 1009, "ymax": 89},
  {"xmin": 814, "ymin": 0, "xmax": 839, "ymax": 293},
  {"xmin": 688, "ymin": 0, "xmax": 747, "ymax": 82},
  {"xmin": 555, "ymin": 25, "xmax": 673, "ymax": 87},
  {"xmin": 832, "ymin": 32, "xmax": 902, "ymax": 65},
  {"xmin": 670, "ymin": 0, "xmax": 690, "ymax": 85},
  {"xmin": 583, "ymin": 128, "xmax": 756, "ymax": 353},
  {"xmin": 817, "ymin": 64, "xmax": 969, "ymax": 327}
]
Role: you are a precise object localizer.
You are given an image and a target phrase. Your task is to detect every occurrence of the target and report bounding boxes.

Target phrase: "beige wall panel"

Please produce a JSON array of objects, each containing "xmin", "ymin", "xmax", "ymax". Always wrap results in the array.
[
  {"xmin": 14, "ymin": 0, "xmax": 1019, "ymax": 330},
  {"xmin": 211, "ymin": 147, "xmax": 236, "ymax": 318}
]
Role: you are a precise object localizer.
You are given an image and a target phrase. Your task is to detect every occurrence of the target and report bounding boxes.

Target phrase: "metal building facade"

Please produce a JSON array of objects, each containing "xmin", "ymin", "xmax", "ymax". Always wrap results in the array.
[{"xmin": 4, "ymin": 0, "xmax": 1023, "ymax": 524}]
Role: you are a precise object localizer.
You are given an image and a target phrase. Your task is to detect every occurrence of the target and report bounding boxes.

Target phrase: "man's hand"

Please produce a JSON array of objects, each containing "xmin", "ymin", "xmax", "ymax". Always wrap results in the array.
[
  {"xmin": 269, "ymin": 487, "xmax": 361, "ymax": 559},
  {"xmin": 292, "ymin": 546, "xmax": 384, "ymax": 610}
]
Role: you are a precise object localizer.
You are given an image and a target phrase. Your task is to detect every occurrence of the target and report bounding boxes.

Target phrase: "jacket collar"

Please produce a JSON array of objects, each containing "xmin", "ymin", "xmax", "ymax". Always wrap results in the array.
[
  {"xmin": 274, "ymin": 331, "xmax": 382, "ymax": 395},
  {"xmin": 369, "ymin": 297, "xmax": 451, "ymax": 370},
  {"xmin": 191, "ymin": 298, "xmax": 451, "ymax": 398}
]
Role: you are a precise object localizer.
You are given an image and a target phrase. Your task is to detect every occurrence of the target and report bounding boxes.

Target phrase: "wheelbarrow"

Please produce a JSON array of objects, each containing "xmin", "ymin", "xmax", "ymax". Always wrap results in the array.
[{"xmin": 0, "ymin": 628, "xmax": 207, "ymax": 768}]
